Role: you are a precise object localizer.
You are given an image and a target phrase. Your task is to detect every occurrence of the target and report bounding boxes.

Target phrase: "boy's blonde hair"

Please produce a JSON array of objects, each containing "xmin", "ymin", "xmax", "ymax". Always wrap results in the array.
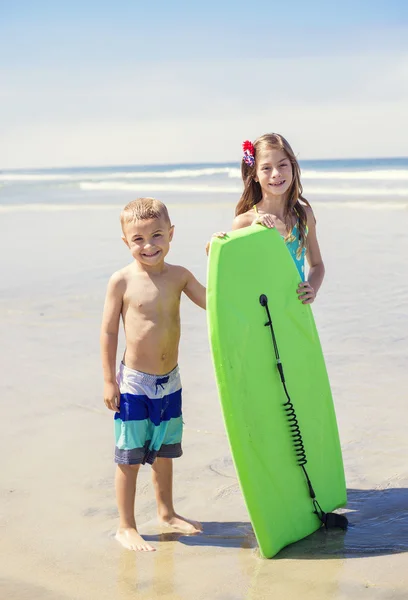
[{"xmin": 120, "ymin": 198, "xmax": 171, "ymax": 232}]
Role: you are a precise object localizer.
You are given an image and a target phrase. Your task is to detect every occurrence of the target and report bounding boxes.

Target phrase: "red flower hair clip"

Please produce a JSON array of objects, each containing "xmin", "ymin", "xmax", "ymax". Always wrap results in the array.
[{"xmin": 242, "ymin": 140, "xmax": 255, "ymax": 166}]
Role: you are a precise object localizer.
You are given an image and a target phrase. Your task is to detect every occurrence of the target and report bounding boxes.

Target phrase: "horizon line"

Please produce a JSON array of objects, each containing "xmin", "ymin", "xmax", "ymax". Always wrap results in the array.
[{"xmin": 2, "ymin": 155, "xmax": 408, "ymax": 173}]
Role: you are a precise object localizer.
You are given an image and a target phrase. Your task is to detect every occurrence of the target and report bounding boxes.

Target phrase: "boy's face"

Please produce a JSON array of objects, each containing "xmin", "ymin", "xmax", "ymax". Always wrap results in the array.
[{"xmin": 122, "ymin": 216, "xmax": 174, "ymax": 268}]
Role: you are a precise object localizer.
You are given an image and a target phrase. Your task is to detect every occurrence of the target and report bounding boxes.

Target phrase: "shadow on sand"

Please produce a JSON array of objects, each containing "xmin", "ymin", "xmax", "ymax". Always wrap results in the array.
[{"xmin": 144, "ymin": 487, "xmax": 408, "ymax": 559}]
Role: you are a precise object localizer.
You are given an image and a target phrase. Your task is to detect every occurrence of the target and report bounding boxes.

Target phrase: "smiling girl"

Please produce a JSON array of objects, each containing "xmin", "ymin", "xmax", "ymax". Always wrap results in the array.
[{"xmin": 231, "ymin": 133, "xmax": 325, "ymax": 304}]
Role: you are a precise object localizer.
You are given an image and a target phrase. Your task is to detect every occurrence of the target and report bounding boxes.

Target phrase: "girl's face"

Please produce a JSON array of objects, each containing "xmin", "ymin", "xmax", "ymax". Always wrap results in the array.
[{"xmin": 255, "ymin": 147, "xmax": 293, "ymax": 198}]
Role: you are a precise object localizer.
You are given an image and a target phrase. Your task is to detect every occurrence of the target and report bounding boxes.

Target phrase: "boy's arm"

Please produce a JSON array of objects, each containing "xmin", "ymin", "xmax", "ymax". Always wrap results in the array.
[
  {"xmin": 182, "ymin": 269, "xmax": 206, "ymax": 310},
  {"xmin": 100, "ymin": 272, "xmax": 125, "ymax": 411}
]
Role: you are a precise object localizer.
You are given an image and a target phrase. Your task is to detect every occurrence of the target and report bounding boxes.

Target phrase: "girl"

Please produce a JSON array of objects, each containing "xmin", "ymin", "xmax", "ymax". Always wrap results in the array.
[{"xmin": 214, "ymin": 133, "xmax": 325, "ymax": 304}]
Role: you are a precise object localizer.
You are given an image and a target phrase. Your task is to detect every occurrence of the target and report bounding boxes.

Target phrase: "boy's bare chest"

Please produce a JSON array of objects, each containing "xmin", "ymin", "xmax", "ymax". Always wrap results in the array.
[{"xmin": 124, "ymin": 278, "xmax": 181, "ymax": 318}]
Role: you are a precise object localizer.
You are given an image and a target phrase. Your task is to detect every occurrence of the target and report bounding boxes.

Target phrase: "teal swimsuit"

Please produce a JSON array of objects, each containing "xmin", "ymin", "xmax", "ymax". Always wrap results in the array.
[
  {"xmin": 285, "ymin": 222, "xmax": 307, "ymax": 281},
  {"xmin": 254, "ymin": 206, "xmax": 307, "ymax": 281}
]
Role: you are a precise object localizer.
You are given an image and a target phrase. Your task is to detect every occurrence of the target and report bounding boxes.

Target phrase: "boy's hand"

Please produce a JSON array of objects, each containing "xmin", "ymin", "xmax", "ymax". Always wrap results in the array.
[
  {"xmin": 253, "ymin": 214, "xmax": 276, "ymax": 228},
  {"xmin": 205, "ymin": 232, "xmax": 227, "ymax": 255},
  {"xmin": 297, "ymin": 281, "xmax": 316, "ymax": 304},
  {"xmin": 103, "ymin": 381, "xmax": 121, "ymax": 412}
]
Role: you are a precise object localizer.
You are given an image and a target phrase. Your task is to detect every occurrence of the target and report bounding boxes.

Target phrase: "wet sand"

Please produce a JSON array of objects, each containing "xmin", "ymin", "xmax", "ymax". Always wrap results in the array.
[{"xmin": 0, "ymin": 200, "xmax": 407, "ymax": 599}]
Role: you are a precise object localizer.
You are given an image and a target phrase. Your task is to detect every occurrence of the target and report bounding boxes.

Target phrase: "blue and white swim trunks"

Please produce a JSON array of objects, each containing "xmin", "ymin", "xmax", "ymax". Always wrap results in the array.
[{"xmin": 114, "ymin": 362, "xmax": 183, "ymax": 465}]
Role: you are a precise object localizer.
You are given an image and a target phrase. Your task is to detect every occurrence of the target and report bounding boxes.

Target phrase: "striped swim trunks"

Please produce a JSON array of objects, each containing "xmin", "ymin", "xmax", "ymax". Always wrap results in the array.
[{"xmin": 114, "ymin": 362, "xmax": 183, "ymax": 465}]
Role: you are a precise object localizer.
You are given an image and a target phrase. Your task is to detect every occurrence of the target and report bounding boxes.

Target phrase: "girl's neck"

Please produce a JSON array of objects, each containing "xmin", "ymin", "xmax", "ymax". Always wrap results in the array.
[{"xmin": 257, "ymin": 194, "xmax": 287, "ymax": 221}]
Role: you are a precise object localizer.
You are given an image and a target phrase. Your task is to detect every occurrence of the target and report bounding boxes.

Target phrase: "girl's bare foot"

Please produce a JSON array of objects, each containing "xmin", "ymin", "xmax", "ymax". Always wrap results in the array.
[
  {"xmin": 159, "ymin": 514, "xmax": 203, "ymax": 534},
  {"xmin": 115, "ymin": 527, "xmax": 156, "ymax": 552}
]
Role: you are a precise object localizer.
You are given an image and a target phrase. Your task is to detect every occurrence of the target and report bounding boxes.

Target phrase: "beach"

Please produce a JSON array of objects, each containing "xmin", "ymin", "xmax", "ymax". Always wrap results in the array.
[{"xmin": 1, "ymin": 163, "xmax": 408, "ymax": 599}]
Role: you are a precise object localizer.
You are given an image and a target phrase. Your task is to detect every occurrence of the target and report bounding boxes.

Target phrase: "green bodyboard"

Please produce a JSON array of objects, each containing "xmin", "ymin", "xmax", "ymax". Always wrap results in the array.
[{"xmin": 207, "ymin": 226, "xmax": 347, "ymax": 558}]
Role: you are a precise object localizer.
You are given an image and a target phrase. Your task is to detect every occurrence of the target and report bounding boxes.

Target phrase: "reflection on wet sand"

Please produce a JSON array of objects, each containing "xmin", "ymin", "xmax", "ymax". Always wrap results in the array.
[{"xmin": 116, "ymin": 533, "xmax": 186, "ymax": 600}]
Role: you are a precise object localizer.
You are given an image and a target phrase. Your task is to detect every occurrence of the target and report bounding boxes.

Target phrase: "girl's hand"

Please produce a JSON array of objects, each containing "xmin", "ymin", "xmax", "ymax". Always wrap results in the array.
[
  {"xmin": 297, "ymin": 281, "xmax": 316, "ymax": 304},
  {"xmin": 103, "ymin": 381, "xmax": 121, "ymax": 412},
  {"xmin": 205, "ymin": 232, "xmax": 227, "ymax": 255},
  {"xmin": 253, "ymin": 214, "xmax": 276, "ymax": 228}
]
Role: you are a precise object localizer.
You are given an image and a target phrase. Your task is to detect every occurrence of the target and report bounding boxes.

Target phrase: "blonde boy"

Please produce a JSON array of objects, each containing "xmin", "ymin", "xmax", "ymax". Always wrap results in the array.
[{"xmin": 101, "ymin": 198, "xmax": 206, "ymax": 552}]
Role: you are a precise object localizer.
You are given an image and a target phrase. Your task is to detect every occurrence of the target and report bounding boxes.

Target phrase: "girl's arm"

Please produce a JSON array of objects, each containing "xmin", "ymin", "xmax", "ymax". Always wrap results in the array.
[
  {"xmin": 233, "ymin": 211, "xmax": 275, "ymax": 230},
  {"xmin": 205, "ymin": 215, "xmax": 249, "ymax": 255},
  {"xmin": 100, "ymin": 272, "xmax": 124, "ymax": 411},
  {"xmin": 298, "ymin": 208, "xmax": 325, "ymax": 303},
  {"xmin": 232, "ymin": 212, "xmax": 255, "ymax": 230},
  {"xmin": 183, "ymin": 269, "xmax": 206, "ymax": 309},
  {"xmin": 206, "ymin": 210, "xmax": 274, "ymax": 255}
]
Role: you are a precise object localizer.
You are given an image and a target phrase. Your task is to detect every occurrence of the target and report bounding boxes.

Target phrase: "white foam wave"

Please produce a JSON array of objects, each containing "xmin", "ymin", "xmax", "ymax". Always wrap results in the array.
[
  {"xmin": 227, "ymin": 168, "xmax": 242, "ymax": 179},
  {"xmin": 0, "ymin": 173, "xmax": 74, "ymax": 182},
  {"xmin": 0, "ymin": 203, "xmax": 123, "ymax": 212},
  {"xmin": 78, "ymin": 181, "xmax": 408, "ymax": 197},
  {"xmin": 1, "ymin": 166, "xmax": 407, "ymax": 184},
  {"xmin": 302, "ymin": 169, "xmax": 408, "ymax": 181},
  {"xmin": 306, "ymin": 187, "xmax": 408, "ymax": 197},
  {"xmin": 0, "ymin": 201, "xmax": 406, "ymax": 213},
  {"xmin": 114, "ymin": 167, "xmax": 234, "ymax": 179},
  {"xmin": 226, "ymin": 168, "xmax": 408, "ymax": 181},
  {"xmin": 0, "ymin": 167, "xmax": 235, "ymax": 183},
  {"xmin": 79, "ymin": 182, "xmax": 241, "ymax": 193},
  {"xmin": 312, "ymin": 201, "xmax": 408, "ymax": 210}
]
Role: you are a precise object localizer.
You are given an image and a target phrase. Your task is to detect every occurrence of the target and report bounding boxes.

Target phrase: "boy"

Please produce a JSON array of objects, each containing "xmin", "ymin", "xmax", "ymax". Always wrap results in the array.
[{"xmin": 101, "ymin": 198, "xmax": 206, "ymax": 552}]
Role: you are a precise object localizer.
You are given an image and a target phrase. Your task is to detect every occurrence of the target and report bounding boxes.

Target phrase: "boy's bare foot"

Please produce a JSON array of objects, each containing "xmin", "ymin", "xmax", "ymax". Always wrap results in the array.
[
  {"xmin": 159, "ymin": 514, "xmax": 203, "ymax": 534},
  {"xmin": 115, "ymin": 527, "xmax": 156, "ymax": 552}
]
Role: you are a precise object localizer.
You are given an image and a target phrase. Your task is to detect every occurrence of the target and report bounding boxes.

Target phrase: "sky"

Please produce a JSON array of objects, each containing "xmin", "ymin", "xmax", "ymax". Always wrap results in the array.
[{"xmin": 1, "ymin": 0, "xmax": 408, "ymax": 168}]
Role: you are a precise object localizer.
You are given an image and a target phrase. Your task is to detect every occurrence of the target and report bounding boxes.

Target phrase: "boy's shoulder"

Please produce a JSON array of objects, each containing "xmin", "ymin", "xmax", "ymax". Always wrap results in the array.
[
  {"xmin": 107, "ymin": 264, "xmax": 133, "ymax": 293},
  {"xmin": 110, "ymin": 263, "xmax": 133, "ymax": 281},
  {"xmin": 163, "ymin": 262, "xmax": 192, "ymax": 282}
]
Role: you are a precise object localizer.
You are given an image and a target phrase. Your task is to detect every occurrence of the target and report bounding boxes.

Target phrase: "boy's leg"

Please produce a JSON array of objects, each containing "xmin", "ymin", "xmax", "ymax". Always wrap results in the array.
[
  {"xmin": 151, "ymin": 457, "xmax": 202, "ymax": 534},
  {"xmin": 115, "ymin": 464, "xmax": 155, "ymax": 552}
]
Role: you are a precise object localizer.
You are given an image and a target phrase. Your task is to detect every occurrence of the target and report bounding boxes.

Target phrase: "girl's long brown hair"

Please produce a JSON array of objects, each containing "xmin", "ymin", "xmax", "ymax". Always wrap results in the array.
[{"xmin": 235, "ymin": 133, "xmax": 312, "ymax": 249}]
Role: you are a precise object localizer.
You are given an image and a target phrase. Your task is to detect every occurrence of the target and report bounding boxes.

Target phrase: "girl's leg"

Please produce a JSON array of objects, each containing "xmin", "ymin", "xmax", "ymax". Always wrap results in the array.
[
  {"xmin": 151, "ymin": 457, "xmax": 202, "ymax": 534},
  {"xmin": 115, "ymin": 464, "xmax": 155, "ymax": 552}
]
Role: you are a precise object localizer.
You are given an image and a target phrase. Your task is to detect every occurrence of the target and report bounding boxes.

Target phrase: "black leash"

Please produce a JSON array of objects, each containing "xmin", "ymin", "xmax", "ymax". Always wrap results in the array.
[{"xmin": 259, "ymin": 294, "xmax": 348, "ymax": 531}]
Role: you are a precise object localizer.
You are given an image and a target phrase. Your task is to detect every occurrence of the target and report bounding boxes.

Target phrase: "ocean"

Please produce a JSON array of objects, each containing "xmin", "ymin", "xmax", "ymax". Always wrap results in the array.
[{"xmin": 1, "ymin": 157, "xmax": 408, "ymax": 211}]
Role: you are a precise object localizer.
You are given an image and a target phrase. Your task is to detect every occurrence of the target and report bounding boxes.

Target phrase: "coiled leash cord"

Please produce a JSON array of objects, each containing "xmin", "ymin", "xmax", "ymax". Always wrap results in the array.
[{"xmin": 259, "ymin": 294, "xmax": 348, "ymax": 530}]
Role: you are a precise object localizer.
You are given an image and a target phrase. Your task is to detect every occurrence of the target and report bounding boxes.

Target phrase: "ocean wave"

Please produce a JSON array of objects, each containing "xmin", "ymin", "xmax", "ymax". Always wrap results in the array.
[
  {"xmin": 1, "ymin": 166, "xmax": 407, "ymax": 184},
  {"xmin": 79, "ymin": 182, "xmax": 241, "ymax": 193},
  {"xmin": 306, "ymin": 187, "xmax": 408, "ymax": 197},
  {"xmin": 302, "ymin": 169, "xmax": 408, "ymax": 181},
  {"xmin": 0, "ymin": 167, "xmax": 235, "ymax": 183},
  {"xmin": 227, "ymin": 168, "xmax": 241, "ymax": 179},
  {"xmin": 0, "ymin": 201, "xmax": 406, "ymax": 213},
  {"xmin": 0, "ymin": 203, "xmax": 123, "ymax": 212},
  {"xmin": 78, "ymin": 181, "xmax": 408, "ymax": 197},
  {"xmin": 0, "ymin": 173, "xmax": 74, "ymax": 182},
  {"xmin": 311, "ymin": 201, "xmax": 408, "ymax": 210},
  {"xmin": 226, "ymin": 168, "xmax": 408, "ymax": 181},
  {"xmin": 114, "ymin": 167, "xmax": 234, "ymax": 179}
]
